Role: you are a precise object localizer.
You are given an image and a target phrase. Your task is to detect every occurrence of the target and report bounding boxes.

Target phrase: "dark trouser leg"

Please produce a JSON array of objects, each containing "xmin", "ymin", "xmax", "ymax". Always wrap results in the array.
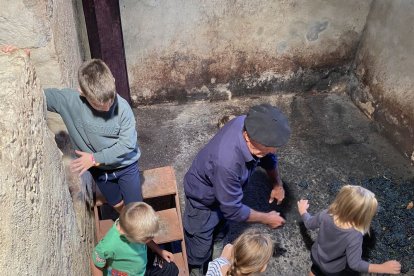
[
  {"xmin": 90, "ymin": 162, "xmax": 142, "ymax": 209},
  {"xmin": 146, "ymin": 255, "xmax": 179, "ymax": 276},
  {"xmin": 117, "ymin": 162, "xmax": 142, "ymax": 204},
  {"xmin": 183, "ymin": 198, "xmax": 222, "ymax": 274},
  {"xmin": 89, "ymin": 169, "xmax": 123, "ymax": 207}
]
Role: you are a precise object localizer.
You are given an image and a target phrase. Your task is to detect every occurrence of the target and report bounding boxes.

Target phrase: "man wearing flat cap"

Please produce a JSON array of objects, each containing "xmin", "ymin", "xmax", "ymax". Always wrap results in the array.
[{"xmin": 183, "ymin": 104, "xmax": 291, "ymax": 274}]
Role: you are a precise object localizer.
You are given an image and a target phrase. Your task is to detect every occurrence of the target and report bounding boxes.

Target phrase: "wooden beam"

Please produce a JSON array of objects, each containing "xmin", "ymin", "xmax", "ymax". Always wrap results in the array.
[{"xmin": 82, "ymin": 0, "xmax": 131, "ymax": 104}]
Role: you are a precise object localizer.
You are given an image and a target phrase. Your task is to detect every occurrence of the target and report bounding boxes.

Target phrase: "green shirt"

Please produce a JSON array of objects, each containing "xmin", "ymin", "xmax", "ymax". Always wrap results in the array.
[{"xmin": 93, "ymin": 221, "xmax": 147, "ymax": 276}]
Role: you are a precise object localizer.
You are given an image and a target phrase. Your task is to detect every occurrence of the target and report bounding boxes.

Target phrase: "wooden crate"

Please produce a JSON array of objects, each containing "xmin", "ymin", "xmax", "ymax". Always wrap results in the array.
[{"xmin": 93, "ymin": 166, "xmax": 188, "ymax": 276}]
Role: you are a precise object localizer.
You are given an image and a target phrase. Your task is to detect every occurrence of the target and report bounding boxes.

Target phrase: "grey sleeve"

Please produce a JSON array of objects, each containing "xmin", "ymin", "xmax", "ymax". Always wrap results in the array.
[
  {"xmin": 302, "ymin": 210, "xmax": 326, "ymax": 230},
  {"xmin": 93, "ymin": 106, "xmax": 137, "ymax": 165},
  {"xmin": 346, "ymin": 234, "xmax": 370, "ymax": 272},
  {"xmin": 44, "ymin": 88, "xmax": 66, "ymax": 113}
]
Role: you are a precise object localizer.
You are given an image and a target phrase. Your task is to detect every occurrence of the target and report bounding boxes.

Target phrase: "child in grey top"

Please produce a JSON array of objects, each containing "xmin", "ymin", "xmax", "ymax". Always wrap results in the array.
[
  {"xmin": 298, "ymin": 185, "xmax": 401, "ymax": 275},
  {"xmin": 45, "ymin": 59, "xmax": 141, "ymax": 212}
]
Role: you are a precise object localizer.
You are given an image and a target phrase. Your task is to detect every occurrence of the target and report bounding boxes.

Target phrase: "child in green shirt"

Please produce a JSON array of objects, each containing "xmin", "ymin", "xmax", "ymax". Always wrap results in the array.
[{"xmin": 91, "ymin": 202, "xmax": 179, "ymax": 276}]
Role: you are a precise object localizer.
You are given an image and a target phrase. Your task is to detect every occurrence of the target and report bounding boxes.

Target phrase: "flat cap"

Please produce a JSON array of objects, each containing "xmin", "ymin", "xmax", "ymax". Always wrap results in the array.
[{"xmin": 244, "ymin": 104, "xmax": 291, "ymax": 147}]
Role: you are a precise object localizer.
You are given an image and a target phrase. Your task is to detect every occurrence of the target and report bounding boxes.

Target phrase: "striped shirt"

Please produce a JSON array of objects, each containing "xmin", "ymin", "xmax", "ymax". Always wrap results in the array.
[{"xmin": 206, "ymin": 257, "xmax": 231, "ymax": 276}]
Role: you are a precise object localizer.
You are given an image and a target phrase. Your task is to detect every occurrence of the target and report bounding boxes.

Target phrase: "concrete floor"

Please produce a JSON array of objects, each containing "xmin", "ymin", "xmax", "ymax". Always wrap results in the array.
[{"xmin": 134, "ymin": 90, "xmax": 414, "ymax": 275}]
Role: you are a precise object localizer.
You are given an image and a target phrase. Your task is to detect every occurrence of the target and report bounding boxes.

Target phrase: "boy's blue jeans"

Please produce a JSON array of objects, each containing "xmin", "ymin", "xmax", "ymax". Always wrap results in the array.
[{"xmin": 89, "ymin": 161, "xmax": 142, "ymax": 206}]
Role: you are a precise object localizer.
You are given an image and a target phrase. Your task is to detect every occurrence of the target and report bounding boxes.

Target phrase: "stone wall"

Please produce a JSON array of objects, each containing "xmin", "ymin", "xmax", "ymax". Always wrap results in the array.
[
  {"xmin": 351, "ymin": 0, "xmax": 414, "ymax": 160},
  {"xmin": 119, "ymin": 0, "xmax": 372, "ymax": 104},
  {"xmin": 0, "ymin": 51, "xmax": 90, "ymax": 275},
  {"xmin": 0, "ymin": 0, "xmax": 95, "ymax": 273},
  {"xmin": 0, "ymin": 0, "xmax": 88, "ymax": 88}
]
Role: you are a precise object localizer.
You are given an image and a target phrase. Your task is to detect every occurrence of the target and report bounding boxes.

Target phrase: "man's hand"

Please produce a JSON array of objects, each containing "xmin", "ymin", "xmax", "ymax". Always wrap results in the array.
[
  {"xmin": 159, "ymin": 249, "xmax": 174, "ymax": 263},
  {"xmin": 265, "ymin": 211, "xmax": 285, "ymax": 228},
  {"xmin": 269, "ymin": 185, "xmax": 285, "ymax": 204},
  {"xmin": 369, "ymin": 260, "xmax": 401, "ymax": 274},
  {"xmin": 70, "ymin": 150, "xmax": 94, "ymax": 176},
  {"xmin": 297, "ymin": 199, "xmax": 309, "ymax": 216},
  {"xmin": 381, "ymin": 261, "xmax": 401, "ymax": 274}
]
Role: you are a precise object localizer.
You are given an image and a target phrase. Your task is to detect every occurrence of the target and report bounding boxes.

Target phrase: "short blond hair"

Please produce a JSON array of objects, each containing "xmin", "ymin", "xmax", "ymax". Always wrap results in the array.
[
  {"xmin": 119, "ymin": 202, "xmax": 159, "ymax": 243},
  {"xmin": 328, "ymin": 185, "xmax": 378, "ymax": 234},
  {"xmin": 78, "ymin": 59, "xmax": 116, "ymax": 103},
  {"xmin": 227, "ymin": 229, "xmax": 274, "ymax": 276}
]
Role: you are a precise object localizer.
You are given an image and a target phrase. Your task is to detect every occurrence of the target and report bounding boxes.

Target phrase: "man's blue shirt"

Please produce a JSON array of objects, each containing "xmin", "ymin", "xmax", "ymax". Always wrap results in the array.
[{"xmin": 183, "ymin": 115, "xmax": 277, "ymax": 222}]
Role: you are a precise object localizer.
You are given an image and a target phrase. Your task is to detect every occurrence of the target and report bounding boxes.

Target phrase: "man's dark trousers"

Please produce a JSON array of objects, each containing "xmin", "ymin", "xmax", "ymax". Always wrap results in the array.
[{"xmin": 183, "ymin": 197, "xmax": 227, "ymax": 273}]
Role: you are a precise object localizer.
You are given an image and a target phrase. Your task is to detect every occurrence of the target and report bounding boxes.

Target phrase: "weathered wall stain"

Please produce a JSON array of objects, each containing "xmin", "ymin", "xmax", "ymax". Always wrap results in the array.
[
  {"xmin": 120, "ymin": 0, "xmax": 372, "ymax": 105},
  {"xmin": 129, "ymin": 29, "xmax": 360, "ymax": 105},
  {"xmin": 306, "ymin": 20, "xmax": 329, "ymax": 41},
  {"xmin": 350, "ymin": 0, "xmax": 414, "ymax": 160}
]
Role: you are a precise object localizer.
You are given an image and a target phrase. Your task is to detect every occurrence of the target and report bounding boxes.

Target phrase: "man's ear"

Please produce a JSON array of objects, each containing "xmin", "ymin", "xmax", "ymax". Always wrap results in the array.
[{"xmin": 242, "ymin": 131, "xmax": 250, "ymax": 142}]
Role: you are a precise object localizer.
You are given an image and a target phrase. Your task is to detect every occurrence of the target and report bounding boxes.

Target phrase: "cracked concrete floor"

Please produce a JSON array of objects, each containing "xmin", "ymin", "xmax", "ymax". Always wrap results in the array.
[{"xmin": 134, "ymin": 90, "xmax": 414, "ymax": 275}]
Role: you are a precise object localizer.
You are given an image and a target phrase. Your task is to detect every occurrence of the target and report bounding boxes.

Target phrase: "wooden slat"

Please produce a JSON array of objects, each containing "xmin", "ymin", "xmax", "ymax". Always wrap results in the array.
[
  {"xmin": 98, "ymin": 219, "xmax": 114, "ymax": 241},
  {"xmin": 173, "ymin": 252, "xmax": 188, "ymax": 276},
  {"xmin": 94, "ymin": 204, "xmax": 114, "ymax": 241},
  {"xmin": 175, "ymin": 193, "xmax": 189, "ymax": 272},
  {"xmin": 94, "ymin": 208, "xmax": 184, "ymax": 245},
  {"xmin": 93, "ymin": 166, "xmax": 188, "ymax": 275},
  {"xmin": 141, "ymin": 166, "xmax": 177, "ymax": 198},
  {"xmin": 93, "ymin": 205, "xmax": 102, "ymax": 241},
  {"xmin": 153, "ymin": 208, "xmax": 183, "ymax": 244}
]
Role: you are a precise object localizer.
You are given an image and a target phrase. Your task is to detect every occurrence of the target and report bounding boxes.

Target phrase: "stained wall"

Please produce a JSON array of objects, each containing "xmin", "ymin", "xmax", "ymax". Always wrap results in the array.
[
  {"xmin": 120, "ymin": 0, "xmax": 373, "ymax": 104},
  {"xmin": 351, "ymin": 0, "xmax": 414, "ymax": 160}
]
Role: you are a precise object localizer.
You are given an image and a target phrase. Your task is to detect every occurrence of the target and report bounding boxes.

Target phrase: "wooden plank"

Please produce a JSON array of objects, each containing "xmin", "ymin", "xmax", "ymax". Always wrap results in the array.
[
  {"xmin": 94, "ymin": 204, "xmax": 114, "ymax": 241},
  {"xmin": 153, "ymin": 208, "xmax": 183, "ymax": 244},
  {"xmin": 95, "ymin": 166, "xmax": 178, "ymax": 204},
  {"xmin": 94, "ymin": 208, "xmax": 183, "ymax": 245},
  {"xmin": 173, "ymin": 252, "xmax": 188, "ymax": 276},
  {"xmin": 175, "ymin": 193, "xmax": 189, "ymax": 272},
  {"xmin": 98, "ymin": 219, "xmax": 114, "ymax": 241},
  {"xmin": 93, "ymin": 205, "xmax": 102, "ymax": 241},
  {"xmin": 93, "ymin": 166, "xmax": 188, "ymax": 275},
  {"xmin": 141, "ymin": 166, "xmax": 177, "ymax": 198}
]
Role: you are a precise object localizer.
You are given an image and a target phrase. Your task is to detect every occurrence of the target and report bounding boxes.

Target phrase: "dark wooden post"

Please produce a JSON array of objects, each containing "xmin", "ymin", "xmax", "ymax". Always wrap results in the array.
[{"xmin": 82, "ymin": 0, "xmax": 131, "ymax": 104}]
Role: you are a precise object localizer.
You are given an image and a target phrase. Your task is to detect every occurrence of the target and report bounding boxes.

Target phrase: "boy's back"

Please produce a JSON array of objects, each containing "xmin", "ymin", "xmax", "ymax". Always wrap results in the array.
[{"xmin": 93, "ymin": 220, "xmax": 147, "ymax": 276}]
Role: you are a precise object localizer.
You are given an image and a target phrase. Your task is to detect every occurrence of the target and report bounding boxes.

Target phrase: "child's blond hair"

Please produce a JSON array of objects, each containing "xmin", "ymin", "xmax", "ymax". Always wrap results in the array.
[
  {"xmin": 227, "ymin": 229, "xmax": 273, "ymax": 276},
  {"xmin": 328, "ymin": 185, "xmax": 378, "ymax": 234},
  {"xmin": 78, "ymin": 59, "xmax": 116, "ymax": 103},
  {"xmin": 119, "ymin": 202, "xmax": 159, "ymax": 243}
]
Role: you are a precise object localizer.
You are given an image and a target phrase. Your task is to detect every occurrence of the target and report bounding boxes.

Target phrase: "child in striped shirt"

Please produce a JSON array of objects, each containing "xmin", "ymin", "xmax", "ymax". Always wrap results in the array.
[{"xmin": 206, "ymin": 229, "xmax": 273, "ymax": 276}]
